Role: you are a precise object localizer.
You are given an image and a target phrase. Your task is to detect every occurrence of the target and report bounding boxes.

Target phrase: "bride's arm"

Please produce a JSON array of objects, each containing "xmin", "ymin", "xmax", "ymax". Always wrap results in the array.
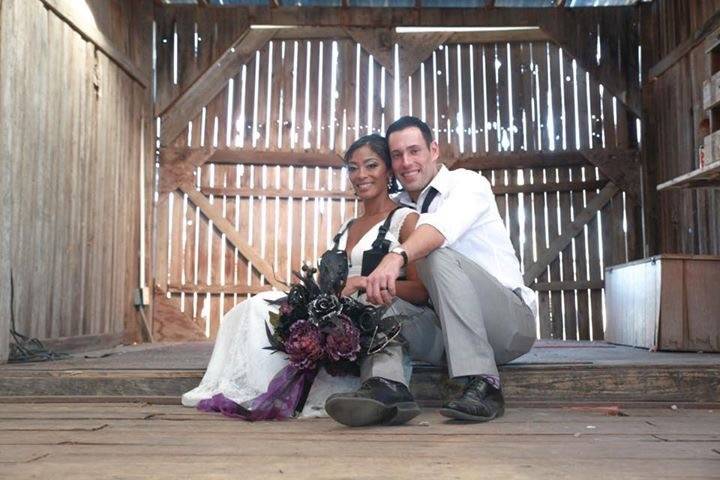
[
  {"xmin": 340, "ymin": 213, "xmax": 428, "ymax": 305},
  {"xmin": 341, "ymin": 275, "xmax": 367, "ymax": 297}
]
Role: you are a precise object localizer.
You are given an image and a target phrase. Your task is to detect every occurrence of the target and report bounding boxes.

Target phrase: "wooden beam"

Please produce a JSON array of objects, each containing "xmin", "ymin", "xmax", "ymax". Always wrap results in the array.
[
  {"xmin": 39, "ymin": 0, "xmax": 149, "ymax": 88},
  {"xmin": 269, "ymin": 26, "xmax": 549, "ymax": 44},
  {"xmin": 162, "ymin": 147, "xmax": 607, "ymax": 170},
  {"xmin": 159, "ymin": 28, "xmax": 278, "ymax": 145},
  {"xmin": 532, "ymin": 280, "xmax": 604, "ymax": 291},
  {"xmin": 537, "ymin": 14, "xmax": 642, "ymax": 117},
  {"xmin": 200, "ymin": 179, "xmax": 607, "ymax": 199},
  {"xmin": 648, "ymin": 10, "xmax": 720, "ymax": 81},
  {"xmin": 450, "ymin": 150, "xmax": 592, "ymax": 170},
  {"xmin": 345, "ymin": 27, "xmax": 395, "ymax": 74},
  {"xmin": 158, "ymin": 147, "xmax": 215, "ymax": 194},
  {"xmin": 524, "ymin": 183, "xmax": 619, "ymax": 285},
  {"xmin": 448, "ymin": 29, "xmax": 549, "ymax": 44},
  {"xmin": 153, "ymin": 6, "xmax": 566, "ymax": 28},
  {"xmin": 167, "ymin": 283, "xmax": 273, "ymax": 295},
  {"xmin": 209, "ymin": 148, "xmax": 344, "ymax": 167},
  {"xmin": 396, "ymin": 32, "xmax": 453, "ymax": 77},
  {"xmin": 201, "ymin": 186, "xmax": 356, "ymax": 199},
  {"xmin": 579, "ymin": 149, "xmax": 640, "ymax": 199},
  {"xmin": 180, "ymin": 184, "xmax": 287, "ymax": 291},
  {"xmin": 346, "ymin": 28, "xmax": 453, "ymax": 78}
]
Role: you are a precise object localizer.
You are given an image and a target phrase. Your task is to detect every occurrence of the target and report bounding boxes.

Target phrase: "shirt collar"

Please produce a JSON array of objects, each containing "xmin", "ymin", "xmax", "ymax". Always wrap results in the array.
[{"xmin": 396, "ymin": 165, "xmax": 450, "ymax": 209}]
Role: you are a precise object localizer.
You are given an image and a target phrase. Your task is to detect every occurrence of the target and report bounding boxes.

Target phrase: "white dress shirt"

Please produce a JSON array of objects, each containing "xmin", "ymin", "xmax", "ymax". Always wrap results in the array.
[{"xmin": 395, "ymin": 165, "xmax": 538, "ymax": 317}]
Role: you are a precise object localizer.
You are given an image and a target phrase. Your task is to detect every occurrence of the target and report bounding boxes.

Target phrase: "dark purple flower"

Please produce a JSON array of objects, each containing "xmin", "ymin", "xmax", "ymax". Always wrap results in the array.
[
  {"xmin": 325, "ymin": 316, "xmax": 361, "ymax": 362},
  {"xmin": 285, "ymin": 320, "xmax": 325, "ymax": 371}
]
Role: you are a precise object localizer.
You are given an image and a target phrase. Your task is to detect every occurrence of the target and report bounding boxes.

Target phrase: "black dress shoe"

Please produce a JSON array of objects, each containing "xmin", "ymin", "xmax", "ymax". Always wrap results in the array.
[
  {"xmin": 439, "ymin": 376, "xmax": 505, "ymax": 422},
  {"xmin": 325, "ymin": 377, "xmax": 421, "ymax": 427}
]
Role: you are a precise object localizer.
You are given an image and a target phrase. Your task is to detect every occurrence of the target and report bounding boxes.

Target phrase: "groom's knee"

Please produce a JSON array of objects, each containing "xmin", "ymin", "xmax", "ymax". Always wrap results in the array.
[{"xmin": 417, "ymin": 248, "xmax": 458, "ymax": 284}]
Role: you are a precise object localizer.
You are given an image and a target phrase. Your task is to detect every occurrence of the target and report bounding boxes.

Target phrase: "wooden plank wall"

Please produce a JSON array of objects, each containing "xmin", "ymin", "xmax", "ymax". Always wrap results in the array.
[
  {"xmin": 154, "ymin": 15, "xmax": 642, "ymax": 341},
  {"xmin": 0, "ymin": 0, "xmax": 152, "ymax": 347},
  {"xmin": 643, "ymin": 0, "xmax": 720, "ymax": 255},
  {"xmin": 0, "ymin": 0, "xmax": 9, "ymax": 361}
]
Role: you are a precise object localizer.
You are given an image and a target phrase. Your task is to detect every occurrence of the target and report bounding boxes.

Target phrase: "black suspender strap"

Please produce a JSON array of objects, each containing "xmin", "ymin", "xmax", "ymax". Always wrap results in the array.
[
  {"xmin": 420, "ymin": 187, "xmax": 439, "ymax": 214},
  {"xmin": 371, "ymin": 206, "xmax": 403, "ymax": 250},
  {"xmin": 332, "ymin": 219, "xmax": 355, "ymax": 250},
  {"xmin": 334, "ymin": 206, "xmax": 403, "ymax": 253}
]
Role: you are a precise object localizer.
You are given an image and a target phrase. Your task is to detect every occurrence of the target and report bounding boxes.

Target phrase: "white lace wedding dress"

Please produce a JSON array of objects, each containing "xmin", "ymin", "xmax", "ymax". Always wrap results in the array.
[{"xmin": 181, "ymin": 208, "xmax": 417, "ymax": 418}]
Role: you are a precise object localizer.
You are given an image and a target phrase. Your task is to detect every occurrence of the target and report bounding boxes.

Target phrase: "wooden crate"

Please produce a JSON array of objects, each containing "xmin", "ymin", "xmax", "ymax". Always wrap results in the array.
[{"xmin": 605, "ymin": 255, "xmax": 720, "ymax": 352}]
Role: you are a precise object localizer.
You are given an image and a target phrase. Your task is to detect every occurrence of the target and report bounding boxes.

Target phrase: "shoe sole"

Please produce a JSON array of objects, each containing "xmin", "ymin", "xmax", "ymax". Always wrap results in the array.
[
  {"xmin": 438, "ymin": 407, "xmax": 504, "ymax": 423},
  {"xmin": 325, "ymin": 397, "xmax": 421, "ymax": 427}
]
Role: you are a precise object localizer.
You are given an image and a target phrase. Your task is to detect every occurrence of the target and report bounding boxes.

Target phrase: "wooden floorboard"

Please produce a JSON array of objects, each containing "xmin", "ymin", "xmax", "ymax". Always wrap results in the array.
[
  {"xmin": 1, "ymin": 341, "xmax": 719, "ymax": 405},
  {"xmin": 0, "ymin": 404, "xmax": 718, "ymax": 479}
]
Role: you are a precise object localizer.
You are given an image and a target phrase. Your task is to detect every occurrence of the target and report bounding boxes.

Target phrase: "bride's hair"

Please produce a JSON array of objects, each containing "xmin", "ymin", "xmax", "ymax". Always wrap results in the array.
[{"xmin": 343, "ymin": 134, "xmax": 399, "ymax": 193}]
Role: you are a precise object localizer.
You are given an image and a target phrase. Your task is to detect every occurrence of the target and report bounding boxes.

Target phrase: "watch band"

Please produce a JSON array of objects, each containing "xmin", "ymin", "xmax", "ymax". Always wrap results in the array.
[{"xmin": 391, "ymin": 247, "xmax": 408, "ymax": 267}]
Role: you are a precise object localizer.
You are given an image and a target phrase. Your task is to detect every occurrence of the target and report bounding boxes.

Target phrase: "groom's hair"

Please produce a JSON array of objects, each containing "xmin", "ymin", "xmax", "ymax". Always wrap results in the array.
[{"xmin": 386, "ymin": 116, "xmax": 434, "ymax": 148}]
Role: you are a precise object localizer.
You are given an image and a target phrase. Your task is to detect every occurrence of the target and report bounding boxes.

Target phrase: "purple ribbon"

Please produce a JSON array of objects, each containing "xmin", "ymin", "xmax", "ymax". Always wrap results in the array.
[{"xmin": 197, "ymin": 364, "xmax": 317, "ymax": 421}]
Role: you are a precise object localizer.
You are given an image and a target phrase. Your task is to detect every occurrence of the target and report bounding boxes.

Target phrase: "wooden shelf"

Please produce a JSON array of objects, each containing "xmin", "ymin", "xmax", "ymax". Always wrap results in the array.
[
  {"xmin": 703, "ymin": 71, "xmax": 720, "ymax": 110},
  {"xmin": 656, "ymin": 161, "xmax": 720, "ymax": 191}
]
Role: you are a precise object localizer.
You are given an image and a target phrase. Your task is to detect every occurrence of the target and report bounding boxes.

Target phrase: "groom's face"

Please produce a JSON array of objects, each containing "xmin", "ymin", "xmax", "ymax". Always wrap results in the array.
[{"xmin": 388, "ymin": 127, "xmax": 439, "ymax": 200}]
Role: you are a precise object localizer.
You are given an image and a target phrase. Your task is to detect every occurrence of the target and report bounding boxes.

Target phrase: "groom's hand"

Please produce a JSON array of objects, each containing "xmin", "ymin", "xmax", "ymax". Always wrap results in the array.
[{"xmin": 365, "ymin": 253, "xmax": 404, "ymax": 305}]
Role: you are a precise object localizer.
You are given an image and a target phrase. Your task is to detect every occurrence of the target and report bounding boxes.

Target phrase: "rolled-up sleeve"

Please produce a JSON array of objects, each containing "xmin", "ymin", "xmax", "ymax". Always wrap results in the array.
[{"xmin": 416, "ymin": 173, "xmax": 493, "ymax": 246}]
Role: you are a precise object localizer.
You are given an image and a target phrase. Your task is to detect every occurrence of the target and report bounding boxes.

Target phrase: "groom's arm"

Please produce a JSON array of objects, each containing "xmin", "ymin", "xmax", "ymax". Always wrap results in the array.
[
  {"xmin": 365, "ymin": 225, "xmax": 444, "ymax": 305},
  {"xmin": 366, "ymin": 173, "xmax": 490, "ymax": 304}
]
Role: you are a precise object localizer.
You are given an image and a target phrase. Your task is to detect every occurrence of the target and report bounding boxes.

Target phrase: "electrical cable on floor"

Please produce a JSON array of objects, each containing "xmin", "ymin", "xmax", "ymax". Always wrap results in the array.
[{"xmin": 7, "ymin": 271, "xmax": 68, "ymax": 363}]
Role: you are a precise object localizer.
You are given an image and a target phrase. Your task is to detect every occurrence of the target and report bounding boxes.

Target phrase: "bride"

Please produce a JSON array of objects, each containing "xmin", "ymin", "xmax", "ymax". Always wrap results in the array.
[{"xmin": 182, "ymin": 134, "xmax": 439, "ymax": 418}]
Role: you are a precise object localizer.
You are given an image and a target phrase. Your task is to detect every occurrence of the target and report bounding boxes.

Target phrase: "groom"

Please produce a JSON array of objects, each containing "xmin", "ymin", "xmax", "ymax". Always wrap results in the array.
[{"xmin": 325, "ymin": 116, "xmax": 537, "ymax": 426}]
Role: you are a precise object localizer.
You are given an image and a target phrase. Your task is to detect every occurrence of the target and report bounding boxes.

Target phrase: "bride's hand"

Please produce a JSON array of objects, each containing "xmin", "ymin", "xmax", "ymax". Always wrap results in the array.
[{"xmin": 341, "ymin": 276, "xmax": 367, "ymax": 297}]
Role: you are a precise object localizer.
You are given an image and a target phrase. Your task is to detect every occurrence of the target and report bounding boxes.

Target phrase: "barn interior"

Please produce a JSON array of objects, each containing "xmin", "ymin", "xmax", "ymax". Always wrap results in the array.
[{"xmin": 0, "ymin": 0, "xmax": 719, "ymax": 477}]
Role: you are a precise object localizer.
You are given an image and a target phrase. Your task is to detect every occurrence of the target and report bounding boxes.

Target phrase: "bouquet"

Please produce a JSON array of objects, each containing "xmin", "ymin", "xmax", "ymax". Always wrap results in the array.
[
  {"xmin": 266, "ymin": 263, "xmax": 402, "ymax": 376},
  {"xmin": 197, "ymin": 249, "xmax": 403, "ymax": 421}
]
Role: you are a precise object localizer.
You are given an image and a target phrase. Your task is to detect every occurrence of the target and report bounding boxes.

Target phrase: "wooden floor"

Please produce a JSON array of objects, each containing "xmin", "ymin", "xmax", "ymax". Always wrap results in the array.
[
  {"xmin": 1, "ymin": 403, "xmax": 718, "ymax": 479},
  {"xmin": 2, "ymin": 340, "xmax": 719, "ymax": 406}
]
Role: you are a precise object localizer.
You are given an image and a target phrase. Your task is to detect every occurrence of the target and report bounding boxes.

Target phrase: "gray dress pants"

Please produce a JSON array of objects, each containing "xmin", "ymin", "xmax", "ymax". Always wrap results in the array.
[{"xmin": 361, "ymin": 248, "xmax": 536, "ymax": 385}]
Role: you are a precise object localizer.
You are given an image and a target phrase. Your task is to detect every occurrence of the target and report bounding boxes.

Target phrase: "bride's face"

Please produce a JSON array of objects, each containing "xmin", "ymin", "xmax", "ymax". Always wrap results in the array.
[{"xmin": 346, "ymin": 145, "xmax": 391, "ymax": 201}]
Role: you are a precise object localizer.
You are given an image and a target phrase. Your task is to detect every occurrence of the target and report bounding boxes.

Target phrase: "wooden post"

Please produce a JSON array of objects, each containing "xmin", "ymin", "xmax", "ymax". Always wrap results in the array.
[
  {"xmin": 640, "ymin": 3, "xmax": 659, "ymax": 257},
  {"xmin": 0, "ymin": 0, "xmax": 11, "ymax": 363}
]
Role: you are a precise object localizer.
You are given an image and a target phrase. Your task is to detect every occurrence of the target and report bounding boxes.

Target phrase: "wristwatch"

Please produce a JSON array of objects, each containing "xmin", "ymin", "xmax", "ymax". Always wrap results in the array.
[{"xmin": 389, "ymin": 246, "xmax": 408, "ymax": 267}]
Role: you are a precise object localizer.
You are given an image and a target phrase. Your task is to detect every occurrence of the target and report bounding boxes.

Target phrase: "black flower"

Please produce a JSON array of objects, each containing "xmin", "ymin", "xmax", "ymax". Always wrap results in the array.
[
  {"xmin": 357, "ymin": 305, "xmax": 382, "ymax": 334},
  {"xmin": 308, "ymin": 293, "xmax": 341, "ymax": 324},
  {"xmin": 287, "ymin": 284, "xmax": 310, "ymax": 308},
  {"xmin": 340, "ymin": 296, "xmax": 365, "ymax": 319}
]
